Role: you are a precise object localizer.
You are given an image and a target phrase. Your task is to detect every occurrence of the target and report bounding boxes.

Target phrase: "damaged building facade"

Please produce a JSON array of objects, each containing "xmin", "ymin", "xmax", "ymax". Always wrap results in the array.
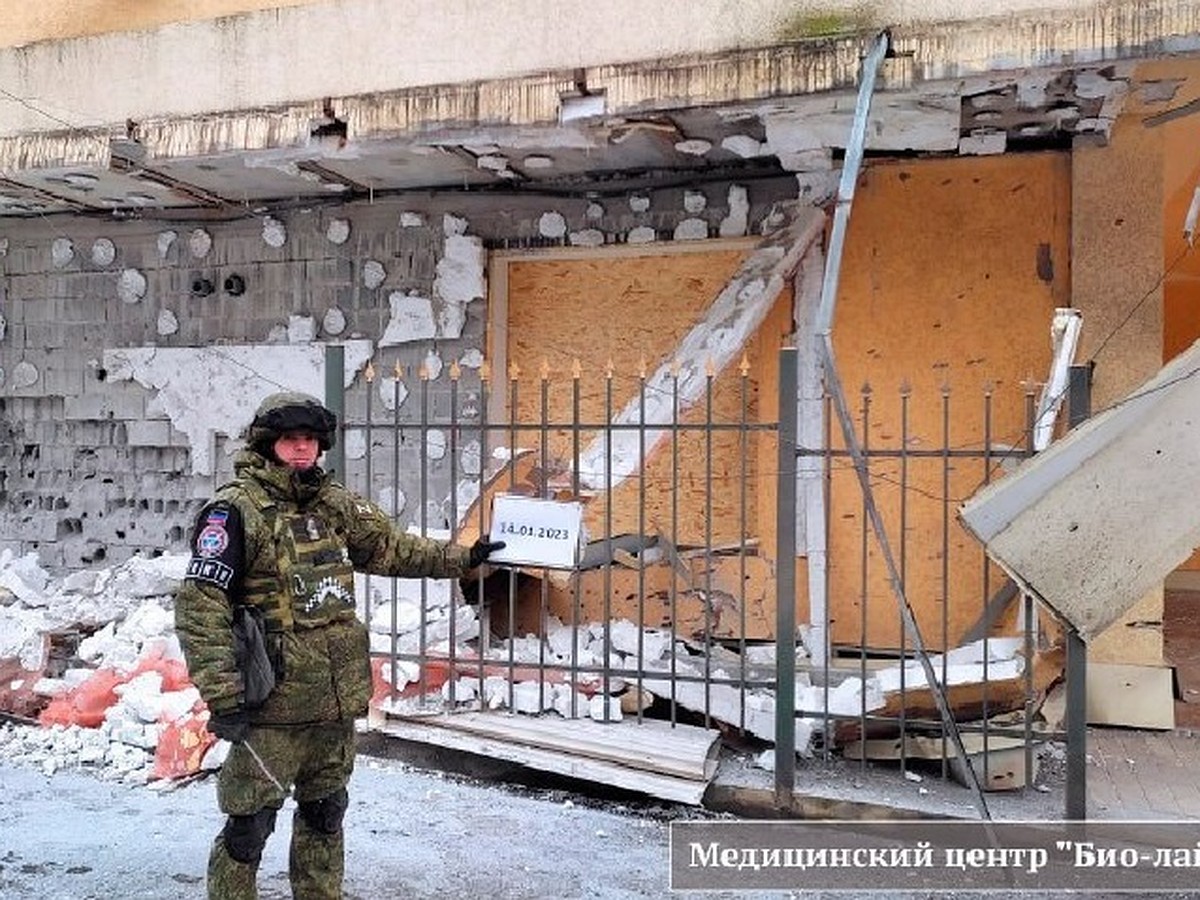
[{"xmin": 2, "ymin": 0, "xmax": 1200, "ymax": 802}]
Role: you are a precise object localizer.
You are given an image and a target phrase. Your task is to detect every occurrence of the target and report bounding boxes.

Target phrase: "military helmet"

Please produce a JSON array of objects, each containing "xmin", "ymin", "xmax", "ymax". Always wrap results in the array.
[{"xmin": 247, "ymin": 391, "xmax": 337, "ymax": 454}]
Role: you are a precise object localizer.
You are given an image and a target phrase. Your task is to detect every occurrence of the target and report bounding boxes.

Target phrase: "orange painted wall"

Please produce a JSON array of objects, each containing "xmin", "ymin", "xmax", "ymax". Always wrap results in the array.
[
  {"xmin": 1155, "ymin": 58, "xmax": 1200, "ymax": 570},
  {"xmin": 1161, "ymin": 62, "xmax": 1200, "ymax": 362},
  {"xmin": 829, "ymin": 152, "xmax": 1071, "ymax": 649},
  {"xmin": 0, "ymin": 0, "xmax": 324, "ymax": 48}
]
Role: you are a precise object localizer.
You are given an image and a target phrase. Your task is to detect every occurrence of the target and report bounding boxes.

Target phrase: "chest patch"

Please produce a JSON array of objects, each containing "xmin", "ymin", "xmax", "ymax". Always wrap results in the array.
[
  {"xmin": 290, "ymin": 516, "xmax": 327, "ymax": 542},
  {"xmin": 303, "ymin": 576, "xmax": 355, "ymax": 613}
]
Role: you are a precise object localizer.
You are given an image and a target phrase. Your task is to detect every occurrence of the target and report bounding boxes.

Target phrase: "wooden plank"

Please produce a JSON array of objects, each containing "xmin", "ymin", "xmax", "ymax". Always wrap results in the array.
[
  {"xmin": 371, "ymin": 714, "xmax": 714, "ymax": 805},
  {"xmin": 844, "ymin": 732, "xmax": 1026, "ymax": 760},
  {"xmin": 503, "ymin": 227, "xmax": 808, "ymax": 551},
  {"xmin": 379, "ymin": 710, "xmax": 720, "ymax": 781},
  {"xmin": 960, "ymin": 579, "xmax": 1020, "ymax": 645},
  {"xmin": 491, "ymin": 237, "xmax": 761, "ymax": 264},
  {"xmin": 1086, "ymin": 662, "xmax": 1175, "ymax": 729},
  {"xmin": 1087, "ymin": 586, "xmax": 1164, "ymax": 666}
]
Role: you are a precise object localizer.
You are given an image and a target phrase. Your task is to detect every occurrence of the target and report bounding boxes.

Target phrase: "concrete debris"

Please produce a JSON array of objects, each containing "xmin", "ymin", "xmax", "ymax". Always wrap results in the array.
[
  {"xmin": 0, "ymin": 550, "xmax": 1033, "ymax": 790},
  {"xmin": 874, "ymin": 636, "xmax": 1026, "ymax": 693}
]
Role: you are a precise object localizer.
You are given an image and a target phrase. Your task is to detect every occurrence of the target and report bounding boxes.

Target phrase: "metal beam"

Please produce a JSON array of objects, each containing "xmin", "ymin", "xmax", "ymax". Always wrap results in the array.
[{"xmin": 813, "ymin": 29, "xmax": 994, "ymax": 823}]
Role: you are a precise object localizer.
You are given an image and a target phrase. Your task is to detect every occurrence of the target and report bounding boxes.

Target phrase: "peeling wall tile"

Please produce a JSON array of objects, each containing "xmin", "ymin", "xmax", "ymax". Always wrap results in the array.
[
  {"xmin": 156, "ymin": 230, "xmax": 176, "ymax": 259},
  {"xmin": 674, "ymin": 218, "xmax": 708, "ymax": 240},
  {"xmin": 91, "ymin": 238, "xmax": 115, "ymax": 266},
  {"xmin": 262, "ymin": 216, "xmax": 287, "ymax": 248},
  {"xmin": 719, "ymin": 184, "xmax": 749, "ymax": 237},
  {"xmin": 326, "ymin": 218, "xmax": 351, "ymax": 244},
  {"xmin": 538, "ymin": 211, "xmax": 567, "ymax": 239},
  {"xmin": 381, "ymin": 292, "xmax": 437, "ymax": 345},
  {"xmin": 51, "ymin": 237, "xmax": 73, "ymax": 268},
  {"xmin": 117, "ymin": 269, "xmax": 147, "ymax": 304},
  {"xmin": 569, "ymin": 228, "xmax": 604, "ymax": 247},
  {"xmin": 188, "ymin": 228, "xmax": 211, "ymax": 258},
  {"xmin": 322, "ymin": 306, "xmax": 347, "ymax": 335},
  {"xmin": 378, "ymin": 375, "xmax": 409, "ymax": 411},
  {"xmin": 363, "ymin": 259, "xmax": 387, "ymax": 289},
  {"xmin": 156, "ymin": 309, "xmax": 178, "ymax": 336},
  {"xmin": 434, "ymin": 234, "xmax": 484, "ymax": 305},
  {"xmin": 287, "ymin": 315, "xmax": 316, "ymax": 343}
]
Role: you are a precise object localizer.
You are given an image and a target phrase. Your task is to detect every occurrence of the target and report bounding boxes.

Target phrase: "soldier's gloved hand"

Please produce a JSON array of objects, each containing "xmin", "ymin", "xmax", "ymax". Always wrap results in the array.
[
  {"xmin": 468, "ymin": 538, "xmax": 506, "ymax": 569},
  {"xmin": 207, "ymin": 710, "xmax": 252, "ymax": 743}
]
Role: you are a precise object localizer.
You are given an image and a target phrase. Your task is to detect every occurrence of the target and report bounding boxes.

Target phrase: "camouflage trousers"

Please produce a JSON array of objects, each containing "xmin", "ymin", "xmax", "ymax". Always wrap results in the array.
[{"xmin": 207, "ymin": 721, "xmax": 356, "ymax": 900}]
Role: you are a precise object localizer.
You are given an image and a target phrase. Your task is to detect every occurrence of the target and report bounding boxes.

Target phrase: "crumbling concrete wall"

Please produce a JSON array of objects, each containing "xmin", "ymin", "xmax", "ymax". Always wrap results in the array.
[{"xmin": 0, "ymin": 178, "xmax": 799, "ymax": 572}]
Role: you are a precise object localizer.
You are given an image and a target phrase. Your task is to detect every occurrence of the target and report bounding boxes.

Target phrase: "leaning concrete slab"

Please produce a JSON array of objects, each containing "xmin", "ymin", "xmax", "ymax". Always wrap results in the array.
[{"xmin": 958, "ymin": 339, "xmax": 1200, "ymax": 642}]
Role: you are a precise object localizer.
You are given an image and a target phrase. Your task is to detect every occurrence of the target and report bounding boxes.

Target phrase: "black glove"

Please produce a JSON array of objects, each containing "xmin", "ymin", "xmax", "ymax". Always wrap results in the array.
[
  {"xmin": 207, "ymin": 709, "xmax": 252, "ymax": 743},
  {"xmin": 468, "ymin": 538, "xmax": 506, "ymax": 569}
]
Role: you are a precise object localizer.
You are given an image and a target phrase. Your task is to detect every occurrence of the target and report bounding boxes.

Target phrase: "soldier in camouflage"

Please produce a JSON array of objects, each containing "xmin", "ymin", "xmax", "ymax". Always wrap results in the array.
[{"xmin": 174, "ymin": 391, "xmax": 504, "ymax": 900}]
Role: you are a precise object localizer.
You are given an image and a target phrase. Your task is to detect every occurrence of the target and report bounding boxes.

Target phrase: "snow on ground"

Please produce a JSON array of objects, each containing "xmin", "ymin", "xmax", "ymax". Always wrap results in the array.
[{"xmin": 0, "ymin": 746, "xmax": 713, "ymax": 900}]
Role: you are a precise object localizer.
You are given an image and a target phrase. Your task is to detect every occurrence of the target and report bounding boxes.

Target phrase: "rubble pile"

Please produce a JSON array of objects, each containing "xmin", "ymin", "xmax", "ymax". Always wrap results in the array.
[
  {"xmin": 0, "ymin": 548, "xmax": 1037, "ymax": 790},
  {"xmin": 0, "ymin": 550, "xmax": 828, "ymax": 785}
]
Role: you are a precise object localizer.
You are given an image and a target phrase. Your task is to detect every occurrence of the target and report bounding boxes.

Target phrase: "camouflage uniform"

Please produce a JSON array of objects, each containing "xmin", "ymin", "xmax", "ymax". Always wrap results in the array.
[{"xmin": 175, "ymin": 393, "xmax": 474, "ymax": 900}]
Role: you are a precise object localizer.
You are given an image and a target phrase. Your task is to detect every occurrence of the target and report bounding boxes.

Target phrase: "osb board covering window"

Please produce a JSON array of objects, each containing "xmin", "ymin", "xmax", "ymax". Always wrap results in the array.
[
  {"xmin": 504, "ymin": 249, "xmax": 793, "ymax": 552},
  {"xmin": 828, "ymin": 151, "xmax": 1070, "ymax": 650}
]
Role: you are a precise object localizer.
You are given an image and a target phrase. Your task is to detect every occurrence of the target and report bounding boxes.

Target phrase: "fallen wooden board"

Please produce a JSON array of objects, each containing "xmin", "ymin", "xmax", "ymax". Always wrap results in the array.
[
  {"xmin": 387, "ymin": 709, "xmax": 719, "ymax": 780},
  {"xmin": 369, "ymin": 711, "xmax": 719, "ymax": 805},
  {"xmin": 1086, "ymin": 662, "xmax": 1175, "ymax": 730},
  {"xmin": 834, "ymin": 648, "xmax": 1063, "ymax": 742},
  {"xmin": 509, "ymin": 554, "xmax": 776, "ymax": 640}
]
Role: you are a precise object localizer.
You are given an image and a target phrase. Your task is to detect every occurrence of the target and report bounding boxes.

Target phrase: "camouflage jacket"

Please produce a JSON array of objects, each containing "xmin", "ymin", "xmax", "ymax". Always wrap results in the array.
[{"xmin": 174, "ymin": 449, "xmax": 472, "ymax": 725}]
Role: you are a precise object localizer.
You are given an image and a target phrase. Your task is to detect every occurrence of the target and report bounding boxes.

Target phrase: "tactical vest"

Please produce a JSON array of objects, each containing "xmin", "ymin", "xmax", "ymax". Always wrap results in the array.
[{"xmin": 216, "ymin": 479, "xmax": 357, "ymax": 632}]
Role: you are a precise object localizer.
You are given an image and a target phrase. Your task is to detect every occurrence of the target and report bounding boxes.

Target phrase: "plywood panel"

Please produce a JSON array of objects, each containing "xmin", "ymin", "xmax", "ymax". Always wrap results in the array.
[
  {"xmin": 830, "ymin": 152, "xmax": 1070, "ymax": 650},
  {"xmin": 1089, "ymin": 587, "xmax": 1164, "ymax": 665},
  {"xmin": 505, "ymin": 250, "xmax": 792, "ymax": 551}
]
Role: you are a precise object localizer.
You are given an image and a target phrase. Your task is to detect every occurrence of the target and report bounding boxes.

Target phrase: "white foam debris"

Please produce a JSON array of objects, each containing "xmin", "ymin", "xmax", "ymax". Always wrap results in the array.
[{"xmin": 0, "ymin": 548, "xmax": 902, "ymax": 780}]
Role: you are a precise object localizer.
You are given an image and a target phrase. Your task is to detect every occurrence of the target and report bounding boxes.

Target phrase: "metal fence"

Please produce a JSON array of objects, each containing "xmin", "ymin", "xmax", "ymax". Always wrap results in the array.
[{"xmin": 332, "ymin": 347, "xmax": 1068, "ymax": 814}]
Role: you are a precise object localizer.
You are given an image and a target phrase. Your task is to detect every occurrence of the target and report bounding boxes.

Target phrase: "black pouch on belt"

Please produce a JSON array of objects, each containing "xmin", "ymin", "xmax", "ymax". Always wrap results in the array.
[{"xmin": 231, "ymin": 605, "xmax": 277, "ymax": 710}]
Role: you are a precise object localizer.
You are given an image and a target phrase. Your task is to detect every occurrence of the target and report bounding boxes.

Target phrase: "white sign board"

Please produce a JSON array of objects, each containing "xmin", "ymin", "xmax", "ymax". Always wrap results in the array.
[{"xmin": 487, "ymin": 494, "xmax": 583, "ymax": 570}]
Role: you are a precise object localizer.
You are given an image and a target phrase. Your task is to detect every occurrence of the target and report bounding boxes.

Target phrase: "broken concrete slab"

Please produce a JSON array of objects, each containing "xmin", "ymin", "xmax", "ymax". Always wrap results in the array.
[{"xmin": 958, "ymin": 339, "xmax": 1200, "ymax": 642}]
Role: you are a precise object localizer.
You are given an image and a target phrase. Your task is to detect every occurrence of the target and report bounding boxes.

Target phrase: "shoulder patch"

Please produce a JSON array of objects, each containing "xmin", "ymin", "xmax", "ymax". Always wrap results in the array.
[
  {"xmin": 185, "ymin": 557, "xmax": 234, "ymax": 591},
  {"xmin": 184, "ymin": 501, "xmax": 244, "ymax": 594},
  {"xmin": 195, "ymin": 508, "xmax": 231, "ymax": 558}
]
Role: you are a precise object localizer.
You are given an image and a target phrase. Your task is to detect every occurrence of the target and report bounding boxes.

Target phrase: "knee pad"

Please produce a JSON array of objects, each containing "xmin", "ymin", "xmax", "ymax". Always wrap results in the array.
[
  {"xmin": 222, "ymin": 807, "xmax": 278, "ymax": 864},
  {"xmin": 298, "ymin": 787, "xmax": 349, "ymax": 835}
]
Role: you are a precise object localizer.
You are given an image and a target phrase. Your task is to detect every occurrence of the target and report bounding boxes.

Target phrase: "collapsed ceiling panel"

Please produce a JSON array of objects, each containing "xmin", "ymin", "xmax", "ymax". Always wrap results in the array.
[
  {"xmin": 959, "ymin": 340, "xmax": 1200, "ymax": 642},
  {"xmin": 0, "ymin": 51, "xmax": 1148, "ymax": 217},
  {"xmin": 4, "ymin": 165, "xmax": 198, "ymax": 212}
]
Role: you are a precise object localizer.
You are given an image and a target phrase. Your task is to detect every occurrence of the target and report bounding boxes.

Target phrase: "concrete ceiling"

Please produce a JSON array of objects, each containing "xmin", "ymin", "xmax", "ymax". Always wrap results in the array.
[{"xmin": 0, "ymin": 60, "xmax": 1144, "ymax": 220}]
